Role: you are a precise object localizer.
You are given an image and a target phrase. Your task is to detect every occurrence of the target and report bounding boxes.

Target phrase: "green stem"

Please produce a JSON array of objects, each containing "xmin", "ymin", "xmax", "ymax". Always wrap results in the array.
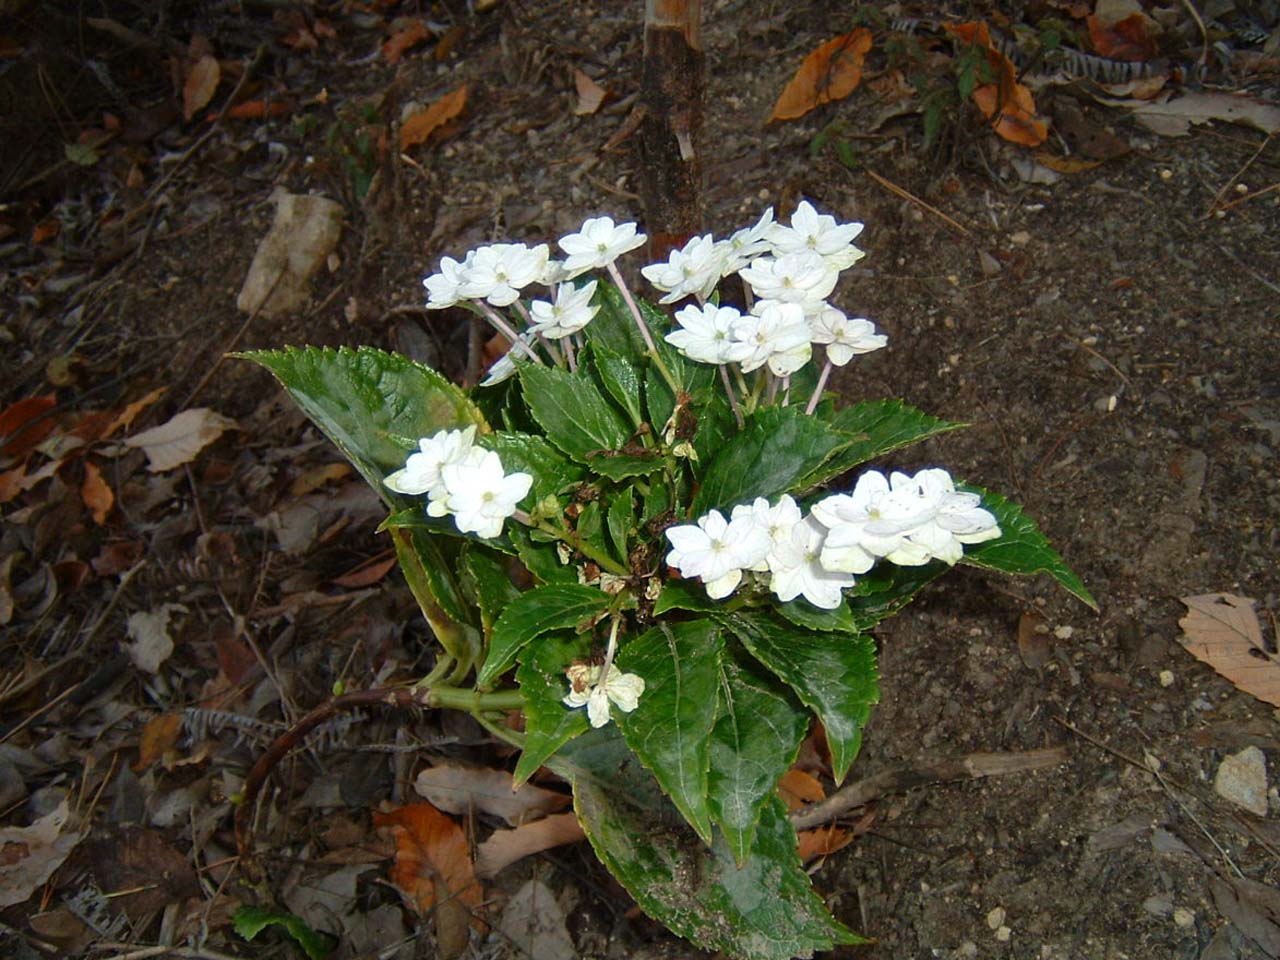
[
  {"xmin": 413, "ymin": 654, "xmax": 457, "ymax": 692},
  {"xmin": 536, "ymin": 518, "xmax": 630, "ymax": 577},
  {"xmin": 606, "ymin": 261, "xmax": 679, "ymax": 394},
  {"xmin": 474, "ymin": 712, "xmax": 526, "ymax": 748},
  {"xmin": 425, "ymin": 687, "xmax": 525, "ymax": 712}
]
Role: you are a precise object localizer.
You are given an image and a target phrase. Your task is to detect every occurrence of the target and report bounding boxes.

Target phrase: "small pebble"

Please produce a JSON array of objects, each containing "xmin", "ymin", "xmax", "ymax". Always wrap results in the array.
[
  {"xmin": 996, "ymin": 925, "xmax": 1012, "ymax": 942},
  {"xmin": 1159, "ymin": 670, "xmax": 1174, "ymax": 687},
  {"xmin": 1214, "ymin": 746, "xmax": 1269, "ymax": 817},
  {"xmin": 1160, "ymin": 169, "xmax": 1173, "ymax": 180},
  {"xmin": 1173, "ymin": 907, "xmax": 1195, "ymax": 927},
  {"xmin": 1054, "ymin": 625, "xmax": 1074, "ymax": 640},
  {"xmin": 1235, "ymin": 183, "xmax": 1249, "ymax": 194},
  {"xmin": 987, "ymin": 906, "xmax": 1006, "ymax": 930}
]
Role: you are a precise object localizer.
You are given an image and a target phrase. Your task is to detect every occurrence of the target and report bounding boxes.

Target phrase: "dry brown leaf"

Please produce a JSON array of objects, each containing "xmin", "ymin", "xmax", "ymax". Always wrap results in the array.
[
  {"xmin": 1017, "ymin": 609, "xmax": 1052, "ymax": 667},
  {"xmin": 0, "ymin": 392, "xmax": 58, "ymax": 460},
  {"xmin": 124, "ymin": 407, "xmax": 236, "ymax": 472},
  {"xmin": 289, "ymin": 462, "xmax": 351, "ymax": 497},
  {"xmin": 183, "ymin": 55, "xmax": 221, "ymax": 121},
  {"xmin": 770, "ymin": 28, "xmax": 872, "ymax": 122},
  {"xmin": 475, "ymin": 813, "xmax": 584, "ymax": 880},
  {"xmin": 1086, "ymin": 13, "xmax": 1157, "ymax": 62},
  {"xmin": 400, "ymin": 85, "xmax": 468, "ymax": 150},
  {"xmin": 374, "ymin": 803, "xmax": 485, "ymax": 958},
  {"xmin": 123, "ymin": 603, "xmax": 187, "ymax": 674},
  {"xmin": 103, "ymin": 387, "xmax": 167, "ymax": 439},
  {"xmin": 414, "ymin": 764, "xmax": 571, "ymax": 826},
  {"xmin": 1179, "ymin": 594, "xmax": 1279, "ymax": 707},
  {"xmin": 1130, "ymin": 92, "xmax": 1280, "ymax": 138},
  {"xmin": 135, "ymin": 713, "xmax": 183, "ymax": 771},
  {"xmin": 573, "ymin": 69, "xmax": 608, "ymax": 116},
  {"xmin": 797, "ymin": 823, "xmax": 853, "ymax": 862},
  {"xmin": 947, "ymin": 21, "xmax": 1048, "ymax": 147},
  {"xmin": 777, "ymin": 767, "xmax": 826, "ymax": 811},
  {"xmin": 383, "ymin": 20, "xmax": 432, "ymax": 65},
  {"xmin": 331, "ymin": 553, "xmax": 397, "ymax": 588},
  {"xmin": 0, "ymin": 800, "xmax": 84, "ymax": 908},
  {"xmin": 81, "ymin": 460, "xmax": 113, "ymax": 524}
]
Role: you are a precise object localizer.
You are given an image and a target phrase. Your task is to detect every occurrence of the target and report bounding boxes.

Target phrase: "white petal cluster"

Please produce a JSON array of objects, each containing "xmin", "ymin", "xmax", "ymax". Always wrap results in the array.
[
  {"xmin": 766, "ymin": 200, "xmax": 866, "ymax": 271},
  {"xmin": 440, "ymin": 243, "xmax": 549, "ymax": 308},
  {"xmin": 665, "ymin": 469, "xmax": 1000, "ymax": 608},
  {"xmin": 562, "ymin": 662, "xmax": 646, "ymax": 728},
  {"xmin": 387, "ymin": 428, "xmax": 531, "ymax": 540},
  {"xmin": 640, "ymin": 234, "xmax": 725, "ymax": 304},
  {"xmin": 558, "ymin": 216, "xmax": 647, "ymax": 278},
  {"xmin": 529, "ymin": 280, "xmax": 599, "ymax": 339}
]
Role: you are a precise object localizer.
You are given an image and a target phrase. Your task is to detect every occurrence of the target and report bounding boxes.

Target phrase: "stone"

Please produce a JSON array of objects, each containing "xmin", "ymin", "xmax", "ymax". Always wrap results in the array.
[{"xmin": 1214, "ymin": 746, "xmax": 1268, "ymax": 817}]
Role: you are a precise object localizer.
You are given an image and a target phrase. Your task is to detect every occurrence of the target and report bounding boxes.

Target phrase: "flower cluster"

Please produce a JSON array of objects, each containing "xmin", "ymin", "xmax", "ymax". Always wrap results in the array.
[
  {"xmin": 385, "ymin": 426, "xmax": 532, "ymax": 539},
  {"xmin": 664, "ymin": 468, "xmax": 1001, "ymax": 609}
]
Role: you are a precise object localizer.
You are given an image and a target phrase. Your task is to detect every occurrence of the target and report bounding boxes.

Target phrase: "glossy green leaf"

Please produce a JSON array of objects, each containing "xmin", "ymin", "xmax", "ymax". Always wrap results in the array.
[
  {"xmin": 586, "ymin": 451, "xmax": 665, "ymax": 480},
  {"xmin": 482, "ymin": 431, "xmax": 584, "ymax": 503},
  {"xmin": 556, "ymin": 729, "xmax": 864, "ymax": 958},
  {"xmin": 585, "ymin": 282, "xmax": 648, "ymax": 360},
  {"xmin": 508, "ymin": 525, "xmax": 576, "ymax": 585},
  {"xmin": 959, "ymin": 484, "xmax": 1097, "ymax": 609},
  {"xmin": 846, "ymin": 560, "xmax": 947, "ymax": 632},
  {"xmin": 645, "ymin": 334, "xmax": 717, "ymax": 434},
  {"xmin": 591, "ymin": 348, "xmax": 646, "ymax": 429},
  {"xmin": 776, "ymin": 597, "xmax": 860, "ymax": 634},
  {"xmin": 464, "ymin": 546, "xmax": 521, "ymax": 641},
  {"xmin": 811, "ymin": 399, "xmax": 965, "ymax": 488},
  {"xmin": 573, "ymin": 500, "xmax": 614, "ymax": 566},
  {"xmin": 519, "ymin": 364, "xmax": 629, "ymax": 463},
  {"xmin": 606, "ymin": 488, "xmax": 633, "ymax": 565},
  {"xmin": 709, "ymin": 648, "xmax": 808, "ymax": 864},
  {"xmin": 233, "ymin": 905, "xmax": 336, "ymax": 959},
  {"xmin": 615, "ymin": 619, "xmax": 723, "ymax": 843},
  {"xmin": 389, "ymin": 527, "xmax": 480, "ymax": 665},
  {"xmin": 653, "ymin": 580, "xmax": 718, "ymax": 616},
  {"xmin": 513, "ymin": 631, "xmax": 593, "ymax": 784},
  {"xmin": 480, "ymin": 584, "xmax": 613, "ymax": 688},
  {"xmin": 240, "ymin": 346, "xmax": 486, "ymax": 501},
  {"xmin": 724, "ymin": 611, "xmax": 878, "ymax": 784},
  {"xmin": 692, "ymin": 406, "xmax": 847, "ymax": 516}
]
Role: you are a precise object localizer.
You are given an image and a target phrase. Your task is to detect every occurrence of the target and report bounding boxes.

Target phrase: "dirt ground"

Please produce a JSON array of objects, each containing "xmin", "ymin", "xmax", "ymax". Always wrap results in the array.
[{"xmin": 2, "ymin": 1, "xmax": 1279, "ymax": 958}]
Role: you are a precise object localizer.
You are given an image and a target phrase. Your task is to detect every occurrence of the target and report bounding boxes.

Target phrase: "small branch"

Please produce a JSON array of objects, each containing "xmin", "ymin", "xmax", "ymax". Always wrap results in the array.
[
  {"xmin": 790, "ymin": 747, "xmax": 1069, "ymax": 830},
  {"xmin": 866, "ymin": 169, "xmax": 972, "ymax": 238}
]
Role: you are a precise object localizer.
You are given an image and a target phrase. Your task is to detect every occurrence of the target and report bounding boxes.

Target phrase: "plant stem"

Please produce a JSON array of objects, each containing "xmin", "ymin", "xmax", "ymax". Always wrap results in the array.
[
  {"xmin": 475, "ymin": 302, "xmax": 542, "ymax": 363},
  {"xmin": 540, "ymin": 519, "xmax": 631, "ymax": 576},
  {"xmin": 425, "ymin": 686, "xmax": 525, "ymax": 712},
  {"xmin": 719, "ymin": 363, "xmax": 744, "ymax": 429},
  {"xmin": 561, "ymin": 334, "xmax": 577, "ymax": 372},
  {"xmin": 806, "ymin": 358, "xmax": 833, "ymax": 415},
  {"xmin": 606, "ymin": 261, "xmax": 679, "ymax": 393},
  {"xmin": 474, "ymin": 711, "xmax": 525, "ymax": 748}
]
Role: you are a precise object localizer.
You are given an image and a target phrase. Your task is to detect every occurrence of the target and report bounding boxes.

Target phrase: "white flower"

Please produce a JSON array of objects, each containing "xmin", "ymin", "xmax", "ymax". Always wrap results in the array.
[
  {"xmin": 812, "ymin": 470, "xmax": 935, "ymax": 572},
  {"xmin": 665, "ymin": 509, "xmax": 771, "ymax": 600},
  {"xmin": 893, "ymin": 468, "xmax": 1001, "ymax": 564},
  {"xmin": 481, "ymin": 330, "xmax": 536, "ymax": 386},
  {"xmin": 529, "ymin": 280, "xmax": 599, "ymax": 339},
  {"xmin": 432, "ymin": 448, "xmax": 532, "ymax": 539},
  {"xmin": 563, "ymin": 663, "xmax": 646, "ymax": 728},
  {"xmin": 385, "ymin": 426, "xmax": 477, "ymax": 497},
  {"xmin": 716, "ymin": 207, "xmax": 775, "ymax": 274},
  {"xmin": 665, "ymin": 303, "xmax": 753, "ymax": 365},
  {"xmin": 640, "ymin": 234, "xmax": 725, "ymax": 304},
  {"xmin": 737, "ymin": 251, "xmax": 838, "ymax": 313},
  {"xmin": 558, "ymin": 216, "xmax": 647, "ymax": 278},
  {"xmin": 731, "ymin": 495, "xmax": 802, "ymax": 572},
  {"xmin": 767, "ymin": 199, "xmax": 866, "ymax": 271},
  {"xmin": 539, "ymin": 258, "xmax": 570, "ymax": 286},
  {"xmin": 809, "ymin": 307, "xmax": 887, "ymax": 366},
  {"xmin": 769, "ymin": 514, "xmax": 856, "ymax": 609},
  {"xmin": 423, "ymin": 253, "xmax": 473, "ymax": 310},
  {"xmin": 732, "ymin": 300, "xmax": 813, "ymax": 375},
  {"xmin": 458, "ymin": 243, "xmax": 550, "ymax": 307}
]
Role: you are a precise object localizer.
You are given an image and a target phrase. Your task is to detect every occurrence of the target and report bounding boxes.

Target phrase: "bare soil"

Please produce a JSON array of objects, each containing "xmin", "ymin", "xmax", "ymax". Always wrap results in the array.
[{"xmin": 2, "ymin": 2, "xmax": 1279, "ymax": 959}]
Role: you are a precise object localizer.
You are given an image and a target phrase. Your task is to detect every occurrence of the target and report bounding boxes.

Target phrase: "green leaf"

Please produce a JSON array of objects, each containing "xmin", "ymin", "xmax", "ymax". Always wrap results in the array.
[
  {"xmin": 389, "ymin": 527, "xmax": 480, "ymax": 663},
  {"xmin": 233, "ymin": 905, "xmax": 336, "ymax": 959},
  {"xmin": 809, "ymin": 399, "xmax": 965, "ymax": 489},
  {"xmin": 573, "ymin": 500, "xmax": 613, "ymax": 565},
  {"xmin": 480, "ymin": 584, "xmax": 613, "ymax": 688},
  {"xmin": 709, "ymin": 648, "xmax": 808, "ymax": 864},
  {"xmin": 724, "ymin": 611, "xmax": 878, "ymax": 784},
  {"xmin": 519, "ymin": 364, "xmax": 629, "ymax": 464},
  {"xmin": 556, "ymin": 729, "xmax": 864, "ymax": 958},
  {"xmin": 645, "ymin": 334, "xmax": 717, "ymax": 434},
  {"xmin": 653, "ymin": 580, "xmax": 718, "ymax": 616},
  {"xmin": 692, "ymin": 406, "xmax": 847, "ymax": 516},
  {"xmin": 846, "ymin": 560, "xmax": 948, "ymax": 631},
  {"xmin": 508, "ymin": 525, "xmax": 576, "ymax": 585},
  {"xmin": 615, "ymin": 619, "xmax": 723, "ymax": 843},
  {"xmin": 65, "ymin": 142, "xmax": 100, "ymax": 166},
  {"xmin": 606, "ymin": 488, "xmax": 633, "ymax": 565},
  {"xmin": 464, "ymin": 546, "xmax": 521, "ymax": 640},
  {"xmin": 776, "ymin": 597, "xmax": 860, "ymax": 633},
  {"xmin": 240, "ymin": 346, "xmax": 486, "ymax": 503},
  {"xmin": 585, "ymin": 281, "xmax": 648, "ymax": 360},
  {"xmin": 586, "ymin": 451, "xmax": 665, "ymax": 480},
  {"xmin": 482, "ymin": 431, "xmax": 584, "ymax": 504},
  {"xmin": 591, "ymin": 348, "xmax": 645, "ymax": 429},
  {"xmin": 513, "ymin": 632, "xmax": 593, "ymax": 784},
  {"xmin": 959, "ymin": 484, "xmax": 1097, "ymax": 609}
]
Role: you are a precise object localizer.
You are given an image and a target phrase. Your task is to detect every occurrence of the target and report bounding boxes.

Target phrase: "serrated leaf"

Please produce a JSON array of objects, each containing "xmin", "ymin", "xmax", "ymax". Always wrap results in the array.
[
  {"xmin": 585, "ymin": 282, "xmax": 648, "ymax": 360},
  {"xmin": 508, "ymin": 525, "xmax": 576, "ymax": 585},
  {"xmin": 959, "ymin": 484, "xmax": 1096, "ymax": 609},
  {"xmin": 591, "ymin": 348, "xmax": 645, "ymax": 428},
  {"xmin": 480, "ymin": 584, "xmax": 613, "ymax": 688},
  {"xmin": 653, "ymin": 580, "xmax": 718, "ymax": 616},
  {"xmin": 482, "ymin": 430, "xmax": 584, "ymax": 503},
  {"xmin": 555, "ymin": 729, "xmax": 864, "ymax": 959},
  {"xmin": 519, "ymin": 364, "xmax": 629, "ymax": 463},
  {"xmin": 513, "ymin": 632, "xmax": 594, "ymax": 784},
  {"xmin": 233, "ymin": 905, "xmax": 336, "ymax": 959},
  {"xmin": 776, "ymin": 597, "xmax": 859, "ymax": 633},
  {"xmin": 810, "ymin": 399, "xmax": 965, "ymax": 488},
  {"xmin": 724, "ymin": 611, "xmax": 878, "ymax": 784},
  {"xmin": 464, "ymin": 546, "xmax": 521, "ymax": 640},
  {"xmin": 586, "ymin": 451, "xmax": 665, "ymax": 480},
  {"xmin": 846, "ymin": 560, "xmax": 948, "ymax": 632},
  {"xmin": 709, "ymin": 649, "xmax": 808, "ymax": 864},
  {"xmin": 692, "ymin": 406, "xmax": 847, "ymax": 516},
  {"xmin": 615, "ymin": 619, "xmax": 722, "ymax": 843},
  {"xmin": 606, "ymin": 488, "xmax": 633, "ymax": 563}
]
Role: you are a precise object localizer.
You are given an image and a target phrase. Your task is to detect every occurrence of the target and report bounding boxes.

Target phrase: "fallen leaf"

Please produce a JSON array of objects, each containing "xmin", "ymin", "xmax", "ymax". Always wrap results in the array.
[
  {"xmin": 771, "ymin": 29, "xmax": 872, "ymax": 122},
  {"xmin": 1179, "ymin": 594, "xmax": 1278, "ymax": 707},
  {"xmin": 81, "ymin": 460, "xmax": 113, "ymax": 524},
  {"xmin": 32, "ymin": 219, "xmax": 59, "ymax": 245},
  {"xmin": 183, "ymin": 55, "xmax": 221, "ymax": 121},
  {"xmin": 947, "ymin": 21, "xmax": 1048, "ymax": 147},
  {"xmin": 213, "ymin": 100, "xmax": 291, "ymax": 121},
  {"xmin": 0, "ymin": 393, "xmax": 58, "ymax": 460},
  {"xmin": 1017, "ymin": 609, "xmax": 1052, "ymax": 667},
  {"xmin": 374, "ymin": 803, "xmax": 485, "ymax": 958},
  {"xmin": 87, "ymin": 826, "xmax": 200, "ymax": 919},
  {"xmin": 383, "ymin": 20, "xmax": 432, "ymax": 64},
  {"xmin": 497, "ymin": 879, "xmax": 575, "ymax": 960},
  {"xmin": 474, "ymin": 812, "xmax": 584, "ymax": 880},
  {"xmin": 135, "ymin": 713, "xmax": 183, "ymax": 770},
  {"xmin": 414, "ymin": 764, "xmax": 571, "ymax": 826},
  {"xmin": 102, "ymin": 387, "xmax": 167, "ymax": 439},
  {"xmin": 777, "ymin": 768, "xmax": 826, "ymax": 811},
  {"xmin": 289, "ymin": 462, "xmax": 351, "ymax": 497},
  {"xmin": 1129, "ymin": 91, "xmax": 1280, "ymax": 137},
  {"xmin": 0, "ymin": 800, "xmax": 84, "ymax": 908},
  {"xmin": 1086, "ymin": 13, "xmax": 1157, "ymax": 61},
  {"xmin": 400, "ymin": 85, "xmax": 468, "ymax": 150},
  {"xmin": 573, "ymin": 69, "xmax": 608, "ymax": 115},
  {"xmin": 123, "ymin": 603, "xmax": 187, "ymax": 674},
  {"xmin": 331, "ymin": 553, "xmax": 398, "ymax": 588},
  {"xmin": 91, "ymin": 540, "xmax": 144, "ymax": 577},
  {"xmin": 796, "ymin": 823, "xmax": 853, "ymax": 861},
  {"xmin": 124, "ymin": 408, "xmax": 236, "ymax": 472}
]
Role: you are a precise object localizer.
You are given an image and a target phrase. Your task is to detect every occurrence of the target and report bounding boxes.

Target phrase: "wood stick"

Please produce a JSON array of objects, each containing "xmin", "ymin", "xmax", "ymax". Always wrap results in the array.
[{"xmin": 866, "ymin": 169, "xmax": 973, "ymax": 238}]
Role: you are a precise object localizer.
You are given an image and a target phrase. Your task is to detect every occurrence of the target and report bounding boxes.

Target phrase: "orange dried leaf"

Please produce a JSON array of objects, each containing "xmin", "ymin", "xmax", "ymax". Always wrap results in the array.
[
  {"xmin": 797, "ymin": 824, "xmax": 853, "ymax": 862},
  {"xmin": 972, "ymin": 81, "xmax": 1048, "ymax": 147},
  {"xmin": 943, "ymin": 21, "xmax": 993, "ymax": 47},
  {"xmin": 778, "ymin": 768, "xmax": 826, "ymax": 812},
  {"xmin": 0, "ymin": 393, "xmax": 58, "ymax": 459},
  {"xmin": 1087, "ymin": 13, "xmax": 1157, "ymax": 62},
  {"xmin": 81, "ymin": 460, "xmax": 113, "ymax": 525},
  {"xmin": 331, "ymin": 553, "xmax": 397, "ymax": 588},
  {"xmin": 475, "ymin": 812, "xmax": 584, "ymax": 879},
  {"xmin": 135, "ymin": 713, "xmax": 182, "ymax": 771},
  {"xmin": 1179, "ymin": 594, "xmax": 1279, "ymax": 708},
  {"xmin": 400, "ymin": 85, "xmax": 468, "ymax": 150},
  {"xmin": 573, "ymin": 69, "xmax": 608, "ymax": 116},
  {"xmin": 32, "ymin": 220, "xmax": 59, "ymax": 245},
  {"xmin": 219, "ymin": 100, "xmax": 291, "ymax": 121},
  {"xmin": 770, "ymin": 28, "xmax": 873, "ymax": 122},
  {"xmin": 183, "ymin": 55, "xmax": 221, "ymax": 121},
  {"xmin": 103, "ymin": 387, "xmax": 166, "ymax": 439},
  {"xmin": 383, "ymin": 20, "xmax": 432, "ymax": 64},
  {"xmin": 289, "ymin": 462, "xmax": 351, "ymax": 497},
  {"xmin": 1034, "ymin": 152, "xmax": 1104, "ymax": 173},
  {"xmin": 373, "ymin": 803, "xmax": 485, "ymax": 936}
]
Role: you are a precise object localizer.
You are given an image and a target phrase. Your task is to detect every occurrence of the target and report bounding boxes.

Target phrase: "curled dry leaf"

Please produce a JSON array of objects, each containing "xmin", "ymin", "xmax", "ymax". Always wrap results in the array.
[
  {"xmin": 135, "ymin": 713, "xmax": 183, "ymax": 771},
  {"xmin": 383, "ymin": 19, "xmax": 432, "ymax": 65},
  {"xmin": 183, "ymin": 55, "xmax": 221, "ymax": 121},
  {"xmin": 573, "ymin": 69, "xmax": 608, "ymax": 116},
  {"xmin": 0, "ymin": 393, "xmax": 58, "ymax": 460},
  {"xmin": 1179, "ymin": 593, "xmax": 1279, "ymax": 707},
  {"xmin": 123, "ymin": 407, "xmax": 237, "ymax": 472},
  {"xmin": 414, "ymin": 764, "xmax": 571, "ymax": 826},
  {"xmin": 1086, "ymin": 13, "xmax": 1157, "ymax": 62},
  {"xmin": 0, "ymin": 801, "xmax": 84, "ymax": 908},
  {"xmin": 400, "ymin": 85, "xmax": 468, "ymax": 151},
  {"xmin": 474, "ymin": 812, "xmax": 584, "ymax": 880},
  {"xmin": 81, "ymin": 460, "xmax": 113, "ymax": 525},
  {"xmin": 123, "ymin": 603, "xmax": 188, "ymax": 674},
  {"xmin": 946, "ymin": 21, "xmax": 1048, "ymax": 148},
  {"xmin": 770, "ymin": 28, "xmax": 873, "ymax": 122}
]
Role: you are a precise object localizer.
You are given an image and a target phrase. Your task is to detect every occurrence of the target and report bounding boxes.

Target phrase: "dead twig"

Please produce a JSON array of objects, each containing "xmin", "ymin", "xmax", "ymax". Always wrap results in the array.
[
  {"xmin": 865, "ymin": 169, "xmax": 973, "ymax": 238},
  {"xmin": 790, "ymin": 746, "xmax": 1069, "ymax": 830},
  {"xmin": 1200, "ymin": 133, "xmax": 1273, "ymax": 220}
]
